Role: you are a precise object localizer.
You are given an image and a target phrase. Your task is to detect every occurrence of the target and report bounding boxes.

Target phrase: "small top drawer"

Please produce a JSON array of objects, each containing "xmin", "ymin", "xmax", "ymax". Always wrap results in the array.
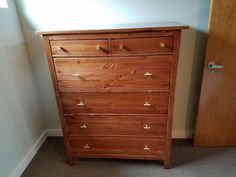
[
  {"xmin": 50, "ymin": 40, "xmax": 109, "ymax": 56},
  {"xmin": 111, "ymin": 37, "xmax": 174, "ymax": 54}
]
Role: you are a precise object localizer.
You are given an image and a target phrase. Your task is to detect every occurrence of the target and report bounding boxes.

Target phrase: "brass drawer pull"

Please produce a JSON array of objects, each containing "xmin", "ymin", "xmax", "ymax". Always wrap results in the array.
[
  {"xmin": 96, "ymin": 45, "xmax": 102, "ymax": 50},
  {"xmin": 119, "ymin": 44, "xmax": 130, "ymax": 51},
  {"xmin": 57, "ymin": 46, "xmax": 67, "ymax": 52},
  {"xmin": 144, "ymin": 145, "xmax": 150, "ymax": 151},
  {"xmin": 96, "ymin": 45, "xmax": 107, "ymax": 53},
  {"xmin": 144, "ymin": 102, "xmax": 151, "ymax": 106},
  {"xmin": 143, "ymin": 124, "xmax": 151, "ymax": 130},
  {"xmin": 80, "ymin": 124, "xmax": 87, "ymax": 129},
  {"xmin": 144, "ymin": 72, "xmax": 152, "ymax": 76},
  {"xmin": 160, "ymin": 42, "xmax": 166, "ymax": 48},
  {"xmin": 57, "ymin": 46, "xmax": 63, "ymax": 50},
  {"xmin": 77, "ymin": 100, "xmax": 85, "ymax": 106},
  {"xmin": 83, "ymin": 144, "xmax": 90, "ymax": 149},
  {"xmin": 119, "ymin": 44, "xmax": 124, "ymax": 49},
  {"xmin": 72, "ymin": 72, "xmax": 80, "ymax": 77}
]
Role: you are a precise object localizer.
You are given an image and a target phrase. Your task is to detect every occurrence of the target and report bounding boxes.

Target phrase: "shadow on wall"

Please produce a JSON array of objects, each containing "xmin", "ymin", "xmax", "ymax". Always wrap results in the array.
[
  {"xmin": 15, "ymin": 5, "xmax": 60, "ymax": 129},
  {"xmin": 186, "ymin": 29, "xmax": 207, "ymax": 132},
  {"xmin": 1, "ymin": 40, "xmax": 43, "ymax": 150},
  {"xmin": 14, "ymin": 0, "xmax": 209, "ymax": 135},
  {"xmin": 172, "ymin": 27, "xmax": 207, "ymax": 137},
  {"xmin": 185, "ymin": 0, "xmax": 209, "ymax": 134}
]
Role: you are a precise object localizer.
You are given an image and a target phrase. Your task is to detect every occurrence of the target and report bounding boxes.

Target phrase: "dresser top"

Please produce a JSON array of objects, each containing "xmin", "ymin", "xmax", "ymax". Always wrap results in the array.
[{"xmin": 35, "ymin": 22, "xmax": 188, "ymax": 35}]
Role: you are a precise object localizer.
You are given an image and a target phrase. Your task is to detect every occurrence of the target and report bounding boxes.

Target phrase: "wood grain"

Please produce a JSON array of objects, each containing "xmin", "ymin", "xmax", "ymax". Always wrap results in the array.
[
  {"xmin": 61, "ymin": 92, "xmax": 169, "ymax": 114},
  {"xmin": 54, "ymin": 56, "xmax": 173, "ymax": 92},
  {"xmin": 164, "ymin": 31, "xmax": 181, "ymax": 169},
  {"xmin": 65, "ymin": 115, "xmax": 167, "ymax": 137},
  {"xmin": 35, "ymin": 21, "xmax": 188, "ymax": 35},
  {"xmin": 37, "ymin": 23, "xmax": 187, "ymax": 168},
  {"xmin": 48, "ymin": 31, "xmax": 175, "ymax": 41},
  {"xmin": 50, "ymin": 39, "xmax": 109, "ymax": 56},
  {"xmin": 194, "ymin": 0, "xmax": 236, "ymax": 146},
  {"xmin": 112, "ymin": 37, "xmax": 174, "ymax": 54},
  {"xmin": 69, "ymin": 136, "xmax": 166, "ymax": 158},
  {"xmin": 42, "ymin": 36, "xmax": 74, "ymax": 165}
]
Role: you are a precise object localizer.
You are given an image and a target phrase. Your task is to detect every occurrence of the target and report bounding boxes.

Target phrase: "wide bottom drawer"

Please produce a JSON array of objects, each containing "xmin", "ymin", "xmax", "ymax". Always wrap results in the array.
[{"xmin": 69, "ymin": 136, "xmax": 166, "ymax": 158}]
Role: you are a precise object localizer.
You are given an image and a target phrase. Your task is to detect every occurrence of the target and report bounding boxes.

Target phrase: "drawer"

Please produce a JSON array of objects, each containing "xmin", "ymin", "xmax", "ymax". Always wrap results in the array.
[
  {"xmin": 69, "ymin": 136, "xmax": 166, "ymax": 158},
  {"xmin": 112, "ymin": 37, "xmax": 174, "ymax": 54},
  {"xmin": 65, "ymin": 115, "xmax": 167, "ymax": 137},
  {"xmin": 55, "ymin": 56, "xmax": 172, "ymax": 92},
  {"xmin": 61, "ymin": 92, "xmax": 169, "ymax": 114},
  {"xmin": 50, "ymin": 40, "xmax": 109, "ymax": 56}
]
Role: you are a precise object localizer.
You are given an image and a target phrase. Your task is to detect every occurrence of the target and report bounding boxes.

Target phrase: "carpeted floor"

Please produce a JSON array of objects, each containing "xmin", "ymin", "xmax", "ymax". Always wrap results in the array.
[{"xmin": 21, "ymin": 137, "xmax": 236, "ymax": 177}]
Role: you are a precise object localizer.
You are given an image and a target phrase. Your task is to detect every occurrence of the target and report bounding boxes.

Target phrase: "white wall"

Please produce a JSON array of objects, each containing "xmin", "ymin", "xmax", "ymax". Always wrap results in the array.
[
  {"xmin": 0, "ymin": 1, "xmax": 211, "ymax": 176},
  {"xmin": 15, "ymin": 0, "xmax": 211, "ymax": 137},
  {"xmin": 0, "ymin": 0, "xmax": 44, "ymax": 176}
]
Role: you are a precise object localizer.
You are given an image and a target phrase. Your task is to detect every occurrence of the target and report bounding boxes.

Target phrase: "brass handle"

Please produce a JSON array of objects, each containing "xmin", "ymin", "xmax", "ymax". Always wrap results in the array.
[
  {"xmin": 143, "ymin": 124, "xmax": 151, "ymax": 130},
  {"xmin": 96, "ymin": 45, "xmax": 101, "ymax": 50},
  {"xmin": 57, "ymin": 46, "xmax": 67, "ymax": 52},
  {"xmin": 144, "ymin": 102, "xmax": 151, "ymax": 107},
  {"xmin": 72, "ymin": 72, "xmax": 80, "ymax": 77},
  {"xmin": 80, "ymin": 124, "xmax": 87, "ymax": 129},
  {"xmin": 83, "ymin": 144, "xmax": 90, "ymax": 149},
  {"xmin": 144, "ymin": 72, "xmax": 152, "ymax": 76},
  {"xmin": 144, "ymin": 145, "xmax": 150, "ymax": 151},
  {"xmin": 57, "ymin": 46, "xmax": 63, "ymax": 50},
  {"xmin": 77, "ymin": 100, "xmax": 85, "ymax": 106},
  {"xmin": 119, "ymin": 44, "xmax": 124, "ymax": 49},
  {"xmin": 96, "ymin": 45, "xmax": 108, "ymax": 53},
  {"xmin": 160, "ymin": 43, "xmax": 166, "ymax": 48}
]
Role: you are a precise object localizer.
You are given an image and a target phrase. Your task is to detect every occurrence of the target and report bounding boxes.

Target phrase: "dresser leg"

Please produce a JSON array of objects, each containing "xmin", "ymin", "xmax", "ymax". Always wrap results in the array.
[
  {"xmin": 164, "ymin": 159, "xmax": 170, "ymax": 169},
  {"xmin": 68, "ymin": 156, "xmax": 75, "ymax": 166}
]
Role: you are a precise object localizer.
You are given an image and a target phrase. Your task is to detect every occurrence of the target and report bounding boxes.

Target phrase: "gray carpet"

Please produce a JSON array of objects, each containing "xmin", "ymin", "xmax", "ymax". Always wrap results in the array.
[{"xmin": 21, "ymin": 137, "xmax": 236, "ymax": 177}]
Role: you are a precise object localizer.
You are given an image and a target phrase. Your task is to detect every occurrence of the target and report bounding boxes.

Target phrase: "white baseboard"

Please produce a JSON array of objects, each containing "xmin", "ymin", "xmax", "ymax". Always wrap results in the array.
[
  {"xmin": 9, "ymin": 131, "xmax": 47, "ymax": 177},
  {"xmin": 45, "ymin": 129, "xmax": 63, "ymax": 136},
  {"xmin": 9, "ymin": 129, "xmax": 62, "ymax": 177},
  {"xmin": 172, "ymin": 130, "xmax": 193, "ymax": 138}
]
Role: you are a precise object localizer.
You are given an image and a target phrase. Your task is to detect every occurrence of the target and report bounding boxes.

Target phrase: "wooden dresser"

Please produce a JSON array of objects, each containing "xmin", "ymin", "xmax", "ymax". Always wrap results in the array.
[{"xmin": 36, "ymin": 22, "xmax": 188, "ymax": 168}]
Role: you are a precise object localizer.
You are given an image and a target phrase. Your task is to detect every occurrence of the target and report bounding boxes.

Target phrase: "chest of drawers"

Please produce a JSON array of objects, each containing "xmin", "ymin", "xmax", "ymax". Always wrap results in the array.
[{"xmin": 36, "ymin": 22, "xmax": 188, "ymax": 169}]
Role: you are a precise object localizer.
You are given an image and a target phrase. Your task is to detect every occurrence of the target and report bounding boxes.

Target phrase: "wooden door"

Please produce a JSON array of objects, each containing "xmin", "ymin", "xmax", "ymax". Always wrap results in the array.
[{"xmin": 194, "ymin": 0, "xmax": 236, "ymax": 146}]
